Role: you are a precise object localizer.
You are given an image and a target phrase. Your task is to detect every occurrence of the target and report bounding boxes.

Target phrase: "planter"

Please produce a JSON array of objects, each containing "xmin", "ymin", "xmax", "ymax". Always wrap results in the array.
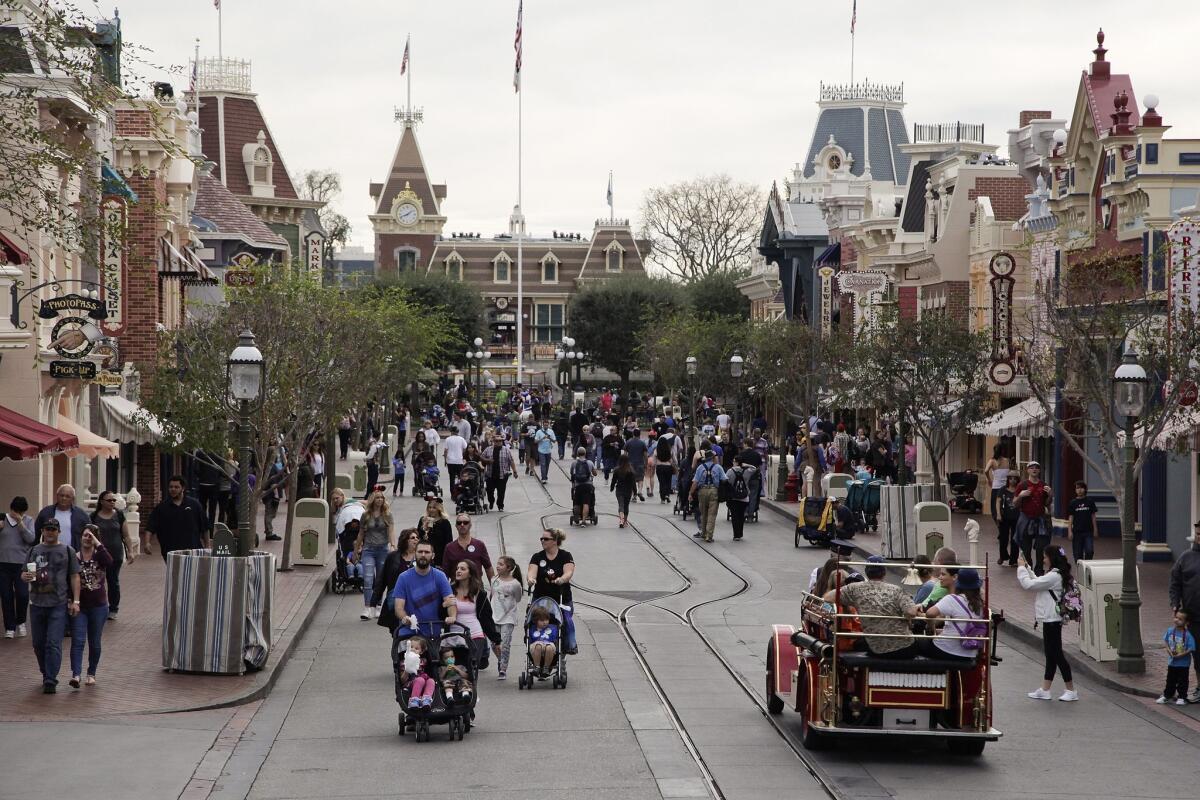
[{"xmin": 162, "ymin": 549, "xmax": 276, "ymax": 675}]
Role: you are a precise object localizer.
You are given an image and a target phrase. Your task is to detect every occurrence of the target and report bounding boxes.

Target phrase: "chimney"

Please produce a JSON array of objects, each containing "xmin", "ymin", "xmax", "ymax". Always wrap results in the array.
[
  {"xmin": 1090, "ymin": 29, "xmax": 1110, "ymax": 80},
  {"xmin": 1019, "ymin": 110, "xmax": 1052, "ymax": 128}
]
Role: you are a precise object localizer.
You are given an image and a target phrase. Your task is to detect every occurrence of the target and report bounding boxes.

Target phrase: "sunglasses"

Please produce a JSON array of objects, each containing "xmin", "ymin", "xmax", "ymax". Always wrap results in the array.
[
  {"xmin": 456, "ymin": 520, "xmax": 471, "ymax": 526},
  {"xmin": 539, "ymin": 537, "xmax": 553, "ymax": 541}
]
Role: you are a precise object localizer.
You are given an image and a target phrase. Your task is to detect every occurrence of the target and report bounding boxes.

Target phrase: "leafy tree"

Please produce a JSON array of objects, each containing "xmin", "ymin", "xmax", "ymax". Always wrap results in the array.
[
  {"xmin": 845, "ymin": 311, "xmax": 992, "ymax": 496},
  {"xmin": 639, "ymin": 173, "xmax": 761, "ymax": 283},
  {"xmin": 568, "ymin": 274, "xmax": 685, "ymax": 403},
  {"xmin": 685, "ymin": 270, "xmax": 751, "ymax": 319},
  {"xmin": 140, "ymin": 265, "xmax": 443, "ymax": 567},
  {"xmin": 744, "ymin": 318, "xmax": 849, "ymax": 431},
  {"xmin": 642, "ymin": 311, "xmax": 748, "ymax": 410},
  {"xmin": 371, "ymin": 271, "xmax": 483, "ymax": 368}
]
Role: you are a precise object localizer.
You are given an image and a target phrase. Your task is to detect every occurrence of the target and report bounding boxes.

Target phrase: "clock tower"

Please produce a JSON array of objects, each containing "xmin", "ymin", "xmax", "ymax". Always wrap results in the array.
[{"xmin": 369, "ymin": 111, "xmax": 447, "ymax": 278}]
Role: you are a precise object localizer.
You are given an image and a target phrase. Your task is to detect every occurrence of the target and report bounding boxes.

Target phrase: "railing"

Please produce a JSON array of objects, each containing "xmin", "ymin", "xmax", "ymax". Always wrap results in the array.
[
  {"xmin": 912, "ymin": 122, "xmax": 985, "ymax": 144},
  {"xmin": 194, "ymin": 58, "xmax": 252, "ymax": 93},
  {"xmin": 819, "ymin": 80, "xmax": 904, "ymax": 103}
]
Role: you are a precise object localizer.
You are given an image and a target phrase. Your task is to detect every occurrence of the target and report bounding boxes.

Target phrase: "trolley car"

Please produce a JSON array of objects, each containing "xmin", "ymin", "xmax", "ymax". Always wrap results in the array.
[{"xmin": 765, "ymin": 558, "xmax": 1002, "ymax": 755}]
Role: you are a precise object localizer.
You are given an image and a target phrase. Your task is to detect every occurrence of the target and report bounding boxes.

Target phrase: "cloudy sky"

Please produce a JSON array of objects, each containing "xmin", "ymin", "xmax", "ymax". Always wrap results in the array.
[{"xmin": 110, "ymin": 0, "xmax": 1199, "ymax": 249}]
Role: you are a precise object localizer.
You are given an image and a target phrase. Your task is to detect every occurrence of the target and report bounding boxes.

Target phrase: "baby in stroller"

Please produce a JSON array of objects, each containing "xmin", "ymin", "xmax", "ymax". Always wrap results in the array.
[
  {"xmin": 518, "ymin": 598, "xmax": 568, "ymax": 689},
  {"xmin": 400, "ymin": 635, "xmax": 437, "ymax": 710},
  {"xmin": 439, "ymin": 646, "xmax": 474, "ymax": 703},
  {"xmin": 418, "ymin": 453, "xmax": 442, "ymax": 497},
  {"xmin": 332, "ymin": 518, "xmax": 365, "ymax": 595},
  {"xmin": 454, "ymin": 462, "xmax": 484, "ymax": 514},
  {"xmin": 528, "ymin": 606, "xmax": 559, "ymax": 675}
]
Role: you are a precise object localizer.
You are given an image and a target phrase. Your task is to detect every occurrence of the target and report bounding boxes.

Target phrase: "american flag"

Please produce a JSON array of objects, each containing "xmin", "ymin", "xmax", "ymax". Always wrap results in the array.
[
  {"xmin": 851, "ymin": 0, "xmax": 856, "ymax": 34},
  {"xmin": 401, "ymin": 36, "xmax": 410, "ymax": 76},
  {"xmin": 513, "ymin": 0, "xmax": 523, "ymax": 93},
  {"xmin": 214, "ymin": 0, "xmax": 220, "ymax": 9}
]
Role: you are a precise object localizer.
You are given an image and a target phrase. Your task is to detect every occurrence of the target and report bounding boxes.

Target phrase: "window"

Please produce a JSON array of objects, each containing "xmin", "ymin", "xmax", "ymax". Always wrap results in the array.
[
  {"xmin": 534, "ymin": 303, "xmax": 564, "ymax": 342},
  {"xmin": 605, "ymin": 240, "xmax": 624, "ymax": 272},
  {"xmin": 0, "ymin": 27, "xmax": 33, "ymax": 73},
  {"xmin": 395, "ymin": 247, "xmax": 418, "ymax": 273},
  {"xmin": 493, "ymin": 253, "xmax": 511, "ymax": 283},
  {"xmin": 243, "ymin": 131, "xmax": 275, "ymax": 197},
  {"xmin": 1145, "ymin": 144, "xmax": 1158, "ymax": 165},
  {"xmin": 541, "ymin": 253, "xmax": 558, "ymax": 283},
  {"xmin": 445, "ymin": 253, "xmax": 463, "ymax": 280}
]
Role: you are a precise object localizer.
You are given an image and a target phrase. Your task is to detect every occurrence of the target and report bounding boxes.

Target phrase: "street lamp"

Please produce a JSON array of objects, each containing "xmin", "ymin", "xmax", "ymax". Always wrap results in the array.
[
  {"xmin": 572, "ymin": 348, "xmax": 586, "ymax": 387},
  {"xmin": 730, "ymin": 352, "xmax": 745, "ymax": 444},
  {"xmin": 686, "ymin": 355, "xmax": 697, "ymax": 445},
  {"xmin": 227, "ymin": 329, "xmax": 264, "ymax": 558},
  {"xmin": 1113, "ymin": 348, "xmax": 1147, "ymax": 674}
]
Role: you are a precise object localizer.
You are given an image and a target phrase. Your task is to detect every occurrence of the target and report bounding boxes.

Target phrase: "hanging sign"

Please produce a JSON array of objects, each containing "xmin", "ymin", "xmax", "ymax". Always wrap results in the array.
[
  {"xmin": 837, "ymin": 270, "xmax": 889, "ymax": 334},
  {"xmin": 1168, "ymin": 218, "xmax": 1199, "ymax": 317},
  {"xmin": 100, "ymin": 196, "xmax": 127, "ymax": 335},
  {"xmin": 49, "ymin": 360, "xmax": 97, "ymax": 380},
  {"xmin": 38, "ymin": 294, "xmax": 104, "ymax": 319},
  {"xmin": 49, "ymin": 316, "xmax": 99, "ymax": 358},
  {"xmin": 305, "ymin": 232, "xmax": 324, "ymax": 274},
  {"xmin": 988, "ymin": 252, "xmax": 1016, "ymax": 384},
  {"xmin": 818, "ymin": 266, "xmax": 835, "ymax": 339}
]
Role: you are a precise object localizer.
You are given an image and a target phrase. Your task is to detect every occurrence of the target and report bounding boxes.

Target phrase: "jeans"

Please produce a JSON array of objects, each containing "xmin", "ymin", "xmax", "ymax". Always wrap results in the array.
[
  {"xmin": 338, "ymin": 429, "xmax": 351, "ymax": 459},
  {"xmin": 105, "ymin": 561, "xmax": 123, "ymax": 615},
  {"xmin": 1071, "ymin": 530, "xmax": 1094, "ymax": 562},
  {"xmin": 0, "ymin": 562, "xmax": 30, "ymax": 631},
  {"xmin": 562, "ymin": 605, "xmax": 577, "ymax": 651},
  {"xmin": 263, "ymin": 498, "xmax": 279, "ymax": 535},
  {"xmin": 557, "ymin": 437, "xmax": 566, "ymax": 459},
  {"xmin": 70, "ymin": 604, "xmax": 108, "ymax": 677},
  {"xmin": 359, "ymin": 545, "xmax": 389, "ymax": 607},
  {"xmin": 1041, "ymin": 621, "xmax": 1072, "ymax": 683},
  {"xmin": 392, "ymin": 473, "xmax": 405, "ymax": 494},
  {"xmin": 539, "ymin": 452, "xmax": 551, "ymax": 481},
  {"xmin": 729, "ymin": 499, "xmax": 747, "ymax": 540},
  {"xmin": 365, "ymin": 463, "xmax": 379, "ymax": 498},
  {"xmin": 29, "ymin": 603, "xmax": 67, "ymax": 686},
  {"xmin": 485, "ymin": 475, "xmax": 509, "ymax": 510},
  {"xmin": 447, "ymin": 463, "xmax": 462, "ymax": 498},
  {"xmin": 747, "ymin": 479, "xmax": 761, "ymax": 518},
  {"xmin": 996, "ymin": 517, "xmax": 1016, "ymax": 564},
  {"xmin": 498, "ymin": 622, "xmax": 516, "ymax": 674},
  {"xmin": 1164, "ymin": 666, "xmax": 1190, "ymax": 700},
  {"xmin": 656, "ymin": 465, "xmax": 674, "ymax": 501}
]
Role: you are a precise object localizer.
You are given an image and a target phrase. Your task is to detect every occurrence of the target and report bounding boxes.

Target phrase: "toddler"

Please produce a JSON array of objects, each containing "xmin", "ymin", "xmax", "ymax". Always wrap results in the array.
[
  {"xmin": 401, "ymin": 636, "xmax": 436, "ymax": 710},
  {"xmin": 1159, "ymin": 609, "xmax": 1196, "ymax": 705},
  {"xmin": 492, "ymin": 556, "xmax": 524, "ymax": 680},
  {"xmin": 439, "ymin": 647, "xmax": 473, "ymax": 703},
  {"xmin": 529, "ymin": 605, "xmax": 560, "ymax": 678},
  {"xmin": 392, "ymin": 456, "xmax": 406, "ymax": 496}
]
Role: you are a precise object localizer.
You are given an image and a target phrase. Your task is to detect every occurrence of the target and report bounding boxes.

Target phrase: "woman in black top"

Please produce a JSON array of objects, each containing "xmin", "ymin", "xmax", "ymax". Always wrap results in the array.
[
  {"xmin": 609, "ymin": 453, "xmax": 636, "ymax": 529},
  {"xmin": 526, "ymin": 527, "xmax": 576, "ymax": 653},
  {"xmin": 407, "ymin": 431, "xmax": 430, "ymax": 497},
  {"xmin": 373, "ymin": 528, "xmax": 421, "ymax": 633},
  {"xmin": 90, "ymin": 492, "xmax": 134, "ymax": 619},
  {"xmin": 416, "ymin": 497, "xmax": 452, "ymax": 568},
  {"xmin": 996, "ymin": 473, "xmax": 1020, "ymax": 566}
]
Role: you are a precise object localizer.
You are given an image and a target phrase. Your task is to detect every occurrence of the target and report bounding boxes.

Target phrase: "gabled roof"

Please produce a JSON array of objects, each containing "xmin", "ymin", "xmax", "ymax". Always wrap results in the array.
[
  {"xmin": 373, "ymin": 123, "xmax": 444, "ymax": 216},
  {"xmin": 1076, "ymin": 30, "xmax": 1140, "ymax": 140},
  {"xmin": 577, "ymin": 224, "xmax": 647, "ymax": 279},
  {"xmin": 197, "ymin": 93, "xmax": 299, "ymax": 200},
  {"xmin": 193, "ymin": 173, "xmax": 288, "ymax": 250}
]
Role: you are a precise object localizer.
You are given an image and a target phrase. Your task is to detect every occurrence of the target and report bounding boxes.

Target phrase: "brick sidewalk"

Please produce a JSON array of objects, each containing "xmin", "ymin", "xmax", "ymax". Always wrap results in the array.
[
  {"xmin": 763, "ymin": 497, "xmax": 1178, "ymax": 698},
  {"xmin": 0, "ymin": 535, "xmax": 329, "ymax": 721}
]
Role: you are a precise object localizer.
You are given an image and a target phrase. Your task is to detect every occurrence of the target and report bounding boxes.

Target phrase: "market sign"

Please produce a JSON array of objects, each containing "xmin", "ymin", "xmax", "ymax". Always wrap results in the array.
[
  {"xmin": 49, "ymin": 360, "xmax": 96, "ymax": 380},
  {"xmin": 305, "ymin": 231, "xmax": 324, "ymax": 275},
  {"xmin": 100, "ymin": 196, "xmax": 127, "ymax": 336},
  {"xmin": 988, "ymin": 252, "xmax": 1017, "ymax": 385}
]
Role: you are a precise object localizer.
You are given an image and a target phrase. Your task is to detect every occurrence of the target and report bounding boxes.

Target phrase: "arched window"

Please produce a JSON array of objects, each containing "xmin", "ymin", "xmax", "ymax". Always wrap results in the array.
[
  {"xmin": 445, "ymin": 253, "xmax": 463, "ymax": 281},
  {"xmin": 395, "ymin": 247, "xmax": 419, "ymax": 273},
  {"xmin": 605, "ymin": 240, "xmax": 625, "ymax": 272},
  {"xmin": 541, "ymin": 253, "xmax": 558, "ymax": 283},
  {"xmin": 493, "ymin": 253, "xmax": 512, "ymax": 283}
]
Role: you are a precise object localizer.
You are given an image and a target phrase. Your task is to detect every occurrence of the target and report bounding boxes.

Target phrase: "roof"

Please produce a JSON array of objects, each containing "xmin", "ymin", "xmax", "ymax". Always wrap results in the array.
[
  {"xmin": 802, "ymin": 105, "xmax": 911, "ymax": 184},
  {"xmin": 784, "ymin": 201, "xmax": 829, "ymax": 239},
  {"xmin": 901, "ymin": 160, "xmax": 934, "ymax": 233},
  {"xmin": 1079, "ymin": 32, "xmax": 1140, "ymax": 137},
  {"xmin": 197, "ymin": 93, "xmax": 299, "ymax": 200},
  {"xmin": 373, "ymin": 123, "xmax": 444, "ymax": 216},
  {"xmin": 194, "ymin": 173, "xmax": 288, "ymax": 249}
]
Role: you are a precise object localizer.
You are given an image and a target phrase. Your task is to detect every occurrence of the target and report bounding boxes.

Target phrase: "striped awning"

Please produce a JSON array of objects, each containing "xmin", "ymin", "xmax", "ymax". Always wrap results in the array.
[
  {"xmin": 969, "ymin": 397, "xmax": 1053, "ymax": 438},
  {"xmin": 815, "ymin": 242, "xmax": 841, "ymax": 266}
]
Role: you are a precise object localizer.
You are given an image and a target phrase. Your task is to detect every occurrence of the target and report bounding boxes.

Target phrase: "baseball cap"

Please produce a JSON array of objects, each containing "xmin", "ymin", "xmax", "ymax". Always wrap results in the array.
[
  {"xmin": 42, "ymin": 519, "xmax": 60, "ymax": 530},
  {"xmin": 1026, "ymin": 460, "xmax": 1041, "ymax": 468}
]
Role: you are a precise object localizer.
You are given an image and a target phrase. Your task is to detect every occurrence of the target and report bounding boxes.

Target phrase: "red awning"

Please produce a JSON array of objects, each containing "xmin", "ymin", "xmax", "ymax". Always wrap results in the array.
[{"xmin": 0, "ymin": 405, "xmax": 79, "ymax": 461}]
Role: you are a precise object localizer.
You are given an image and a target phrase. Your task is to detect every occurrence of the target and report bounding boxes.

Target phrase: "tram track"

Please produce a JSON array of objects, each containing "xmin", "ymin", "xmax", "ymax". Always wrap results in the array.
[{"xmin": 491, "ymin": 460, "xmax": 847, "ymax": 800}]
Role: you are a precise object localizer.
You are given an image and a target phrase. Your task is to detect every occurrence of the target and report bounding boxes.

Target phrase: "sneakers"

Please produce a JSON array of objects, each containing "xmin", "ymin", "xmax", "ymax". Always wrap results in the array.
[
  {"xmin": 4, "ymin": 630, "xmax": 12, "ymax": 639},
  {"xmin": 408, "ymin": 697, "xmax": 420, "ymax": 709},
  {"xmin": 459, "ymin": 689, "xmax": 472, "ymax": 702},
  {"xmin": 265, "ymin": 534, "xmax": 282, "ymax": 541},
  {"xmin": 693, "ymin": 533, "xmax": 704, "ymax": 539},
  {"xmin": 69, "ymin": 677, "xmax": 81, "ymax": 689},
  {"xmin": 371, "ymin": 606, "xmax": 381, "ymax": 619},
  {"xmin": 1058, "ymin": 690, "xmax": 1079, "ymax": 702},
  {"xmin": 43, "ymin": 683, "xmax": 55, "ymax": 694},
  {"xmin": 1027, "ymin": 688, "xmax": 1052, "ymax": 700},
  {"xmin": 421, "ymin": 696, "xmax": 432, "ymax": 708},
  {"xmin": 1157, "ymin": 696, "xmax": 1169, "ymax": 704},
  {"xmin": 16, "ymin": 624, "xmax": 26, "ymax": 637},
  {"xmin": 107, "ymin": 612, "xmax": 117, "ymax": 621},
  {"xmin": 497, "ymin": 672, "xmax": 507, "ymax": 680},
  {"xmin": 360, "ymin": 609, "xmax": 371, "ymax": 620},
  {"xmin": 1190, "ymin": 688, "xmax": 1200, "ymax": 703},
  {"xmin": 1177, "ymin": 698, "xmax": 1188, "ymax": 706}
]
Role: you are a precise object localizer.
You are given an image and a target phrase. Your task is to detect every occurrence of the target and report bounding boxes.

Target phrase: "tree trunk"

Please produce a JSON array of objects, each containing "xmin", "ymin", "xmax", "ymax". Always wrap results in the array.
[{"xmin": 279, "ymin": 463, "xmax": 298, "ymax": 571}]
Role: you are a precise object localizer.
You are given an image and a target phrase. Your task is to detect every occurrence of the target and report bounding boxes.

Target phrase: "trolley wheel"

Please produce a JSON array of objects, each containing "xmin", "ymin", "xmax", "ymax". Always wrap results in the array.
[
  {"xmin": 947, "ymin": 738, "xmax": 986, "ymax": 756},
  {"xmin": 765, "ymin": 640, "xmax": 784, "ymax": 715}
]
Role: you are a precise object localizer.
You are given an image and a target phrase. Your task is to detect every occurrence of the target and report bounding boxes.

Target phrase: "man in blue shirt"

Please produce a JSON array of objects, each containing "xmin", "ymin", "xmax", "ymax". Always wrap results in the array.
[
  {"xmin": 391, "ymin": 542, "xmax": 455, "ymax": 639},
  {"xmin": 689, "ymin": 450, "xmax": 726, "ymax": 543},
  {"xmin": 534, "ymin": 419, "xmax": 557, "ymax": 483}
]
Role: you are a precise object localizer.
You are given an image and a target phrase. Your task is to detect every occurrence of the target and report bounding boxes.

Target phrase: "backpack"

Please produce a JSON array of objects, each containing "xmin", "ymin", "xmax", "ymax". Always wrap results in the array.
[
  {"xmin": 729, "ymin": 468, "xmax": 749, "ymax": 502},
  {"xmin": 947, "ymin": 595, "xmax": 989, "ymax": 651},
  {"xmin": 1050, "ymin": 584, "xmax": 1082, "ymax": 623},
  {"xmin": 656, "ymin": 436, "xmax": 674, "ymax": 462},
  {"xmin": 571, "ymin": 459, "xmax": 593, "ymax": 484}
]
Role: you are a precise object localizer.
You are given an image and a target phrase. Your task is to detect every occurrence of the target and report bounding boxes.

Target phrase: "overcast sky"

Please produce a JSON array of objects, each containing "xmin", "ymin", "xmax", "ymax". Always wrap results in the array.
[{"xmin": 109, "ymin": 1, "xmax": 1200, "ymax": 249}]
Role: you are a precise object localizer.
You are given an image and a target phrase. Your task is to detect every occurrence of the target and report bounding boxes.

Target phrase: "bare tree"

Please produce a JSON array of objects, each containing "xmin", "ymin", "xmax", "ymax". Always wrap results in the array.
[
  {"xmin": 639, "ymin": 174, "xmax": 761, "ymax": 283},
  {"xmin": 297, "ymin": 168, "xmax": 351, "ymax": 261}
]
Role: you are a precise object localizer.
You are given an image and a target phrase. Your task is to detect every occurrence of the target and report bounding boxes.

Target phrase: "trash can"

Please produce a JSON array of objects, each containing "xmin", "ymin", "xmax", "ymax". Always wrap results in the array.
[
  {"xmin": 378, "ymin": 443, "xmax": 391, "ymax": 475},
  {"xmin": 822, "ymin": 473, "xmax": 852, "ymax": 501},
  {"xmin": 334, "ymin": 473, "xmax": 353, "ymax": 494},
  {"xmin": 352, "ymin": 463, "xmax": 367, "ymax": 495},
  {"xmin": 290, "ymin": 498, "xmax": 330, "ymax": 566},
  {"xmin": 915, "ymin": 501, "xmax": 953, "ymax": 560},
  {"xmin": 1078, "ymin": 559, "xmax": 1138, "ymax": 662}
]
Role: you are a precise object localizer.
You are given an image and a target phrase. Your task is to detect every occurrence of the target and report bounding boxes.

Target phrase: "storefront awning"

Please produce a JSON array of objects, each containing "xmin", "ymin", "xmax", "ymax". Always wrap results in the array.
[
  {"xmin": 101, "ymin": 161, "xmax": 139, "ymax": 203},
  {"xmin": 52, "ymin": 415, "xmax": 120, "ymax": 458},
  {"xmin": 969, "ymin": 396, "xmax": 1053, "ymax": 438},
  {"xmin": 0, "ymin": 405, "xmax": 78, "ymax": 461},
  {"xmin": 99, "ymin": 395, "xmax": 165, "ymax": 446},
  {"xmin": 1117, "ymin": 409, "xmax": 1200, "ymax": 449},
  {"xmin": 815, "ymin": 242, "xmax": 841, "ymax": 266}
]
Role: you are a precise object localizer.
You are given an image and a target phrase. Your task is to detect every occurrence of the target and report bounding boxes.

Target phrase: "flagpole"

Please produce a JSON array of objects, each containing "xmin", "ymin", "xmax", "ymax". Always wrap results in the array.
[
  {"xmin": 608, "ymin": 171, "xmax": 614, "ymax": 221},
  {"xmin": 516, "ymin": 83, "xmax": 524, "ymax": 388},
  {"xmin": 850, "ymin": 0, "xmax": 855, "ymax": 85}
]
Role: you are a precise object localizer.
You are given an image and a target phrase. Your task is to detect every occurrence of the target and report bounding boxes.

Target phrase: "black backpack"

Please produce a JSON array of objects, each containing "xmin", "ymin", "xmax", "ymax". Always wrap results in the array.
[
  {"xmin": 729, "ymin": 468, "xmax": 749, "ymax": 501},
  {"xmin": 656, "ymin": 436, "xmax": 674, "ymax": 462},
  {"xmin": 571, "ymin": 459, "xmax": 593, "ymax": 484}
]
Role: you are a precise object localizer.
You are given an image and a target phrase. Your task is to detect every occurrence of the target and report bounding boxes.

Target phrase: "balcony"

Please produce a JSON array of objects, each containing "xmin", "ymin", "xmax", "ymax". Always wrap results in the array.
[{"xmin": 912, "ymin": 122, "xmax": 985, "ymax": 145}]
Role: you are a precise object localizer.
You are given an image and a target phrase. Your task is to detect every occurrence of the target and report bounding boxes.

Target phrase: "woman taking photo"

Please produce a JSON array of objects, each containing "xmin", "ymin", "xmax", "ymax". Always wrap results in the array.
[
  {"xmin": 354, "ymin": 491, "xmax": 395, "ymax": 621},
  {"xmin": 527, "ymin": 527, "xmax": 577, "ymax": 654},
  {"xmin": 70, "ymin": 524, "xmax": 113, "ymax": 688},
  {"xmin": 416, "ymin": 496, "xmax": 452, "ymax": 568},
  {"xmin": 90, "ymin": 491, "xmax": 135, "ymax": 621},
  {"xmin": 1017, "ymin": 545, "xmax": 1078, "ymax": 702},
  {"xmin": 610, "ymin": 453, "xmax": 636, "ymax": 529},
  {"xmin": 450, "ymin": 560, "xmax": 501, "ymax": 670},
  {"xmin": 373, "ymin": 528, "xmax": 421, "ymax": 634}
]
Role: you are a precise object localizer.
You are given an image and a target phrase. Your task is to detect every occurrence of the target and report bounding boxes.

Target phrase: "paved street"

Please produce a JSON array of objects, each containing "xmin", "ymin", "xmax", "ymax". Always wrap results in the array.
[{"xmin": 4, "ymin": 453, "xmax": 1199, "ymax": 799}]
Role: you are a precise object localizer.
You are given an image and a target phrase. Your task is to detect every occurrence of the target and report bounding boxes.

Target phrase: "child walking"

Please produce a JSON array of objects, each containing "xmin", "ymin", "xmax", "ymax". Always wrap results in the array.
[
  {"xmin": 1159, "ymin": 609, "xmax": 1196, "ymax": 705},
  {"xmin": 491, "ymin": 556, "xmax": 523, "ymax": 680},
  {"xmin": 392, "ymin": 455, "xmax": 406, "ymax": 497}
]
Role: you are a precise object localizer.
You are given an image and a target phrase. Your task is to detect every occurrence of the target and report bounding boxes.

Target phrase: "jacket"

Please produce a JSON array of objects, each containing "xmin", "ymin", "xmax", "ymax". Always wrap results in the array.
[
  {"xmin": 1169, "ymin": 544, "xmax": 1200, "ymax": 614},
  {"xmin": 34, "ymin": 505, "xmax": 91, "ymax": 551},
  {"xmin": 1017, "ymin": 566, "xmax": 1065, "ymax": 624},
  {"xmin": 1, "ymin": 513, "xmax": 36, "ymax": 563}
]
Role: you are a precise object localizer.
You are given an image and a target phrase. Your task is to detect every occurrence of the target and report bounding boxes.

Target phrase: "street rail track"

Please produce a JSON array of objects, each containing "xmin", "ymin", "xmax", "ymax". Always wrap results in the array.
[{"xmin": 491, "ymin": 464, "xmax": 846, "ymax": 800}]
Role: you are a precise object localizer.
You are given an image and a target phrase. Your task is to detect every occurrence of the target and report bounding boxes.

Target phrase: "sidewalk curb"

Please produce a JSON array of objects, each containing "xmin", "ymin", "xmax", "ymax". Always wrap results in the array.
[
  {"xmin": 150, "ymin": 566, "xmax": 331, "ymax": 716},
  {"xmin": 759, "ymin": 497, "xmax": 1158, "ymax": 699}
]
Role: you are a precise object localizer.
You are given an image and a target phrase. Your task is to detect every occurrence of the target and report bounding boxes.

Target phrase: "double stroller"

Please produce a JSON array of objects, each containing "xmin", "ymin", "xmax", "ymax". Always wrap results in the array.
[
  {"xmin": 392, "ymin": 622, "xmax": 478, "ymax": 742},
  {"xmin": 517, "ymin": 597, "xmax": 569, "ymax": 690},
  {"xmin": 845, "ymin": 478, "xmax": 883, "ymax": 531},
  {"xmin": 454, "ymin": 462, "xmax": 486, "ymax": 515},
  {"xmin": 330, "ymin": 518, "xmax": 364, "ymax": 595}
]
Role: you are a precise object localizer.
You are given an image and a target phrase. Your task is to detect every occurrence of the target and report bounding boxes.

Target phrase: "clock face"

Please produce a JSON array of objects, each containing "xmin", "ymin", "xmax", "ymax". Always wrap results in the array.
[
  {"xmin": 396, "ymin": 203, "xmax": 419, "ymax": 226},
  {"xmin": 828, "ymin": 154, "xmax": 842, "ymax": 171},
  {"xmin": 989, "ymin": 253, "xmax": 1015, "ymax": 277}
]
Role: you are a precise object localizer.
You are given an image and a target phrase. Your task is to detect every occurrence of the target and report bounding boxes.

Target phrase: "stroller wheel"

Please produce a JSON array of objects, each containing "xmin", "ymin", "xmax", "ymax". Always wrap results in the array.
[
  {"xmin": 518, "ymin": 672, "xmax": 527, "ymax": 689},
  {"xmin": 448, "ymin": 717, "xmax": 460, "ymax": 740},
  {"xmin": 398, "ymin": 712, "xmax": 405, "ymax": 736}
]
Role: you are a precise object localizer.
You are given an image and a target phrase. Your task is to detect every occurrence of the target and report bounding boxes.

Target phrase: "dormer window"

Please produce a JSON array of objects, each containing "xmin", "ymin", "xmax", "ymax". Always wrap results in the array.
[
  {"xmin": 605, "ymin": 240, "xmax": 624, "ymax": 272},
  {"xmin": 493, "ymin": 252, "xmax": 512, "ymax": 283},
  {"xmin": 243, "ymin": 130, "xmax": 275, "ymax": 198},
  {"xmin": 541, "ymin": 253, "xmax": 558, "ymax": 283},
  {"xmin": 445, "ymin": 253, "xmax": 463, "ymax": 281}
]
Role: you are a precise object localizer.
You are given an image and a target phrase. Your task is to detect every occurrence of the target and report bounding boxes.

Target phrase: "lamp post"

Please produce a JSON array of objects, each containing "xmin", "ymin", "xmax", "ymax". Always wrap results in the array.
[
  {"xmin": 730, "ymin": 352, "xmax": 744, "ymax": 445},
  {"xmin": 686, "ymin": 355, "xmax": 697, "ymax": 446},
  {"xmin": 1113, "ymin": 349, "xmax": 1147, "ymax": 673},
  {"xmin": 573, "ymin": 348, "xmax": 586, "ymax": 387},
  {"xmin": 227, "ymin": 329, "xmax": 264, "ymax": 558}
]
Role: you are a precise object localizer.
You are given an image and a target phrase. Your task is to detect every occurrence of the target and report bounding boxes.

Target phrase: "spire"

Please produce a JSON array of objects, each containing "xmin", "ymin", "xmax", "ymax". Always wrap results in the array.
[
  {"xmin": 372, "ymin": 121, "xmax": 442, "ymax": 216},
  {"xmin": 1090, "ymin": 28, "xmax": 1110, "ymax": 80}
]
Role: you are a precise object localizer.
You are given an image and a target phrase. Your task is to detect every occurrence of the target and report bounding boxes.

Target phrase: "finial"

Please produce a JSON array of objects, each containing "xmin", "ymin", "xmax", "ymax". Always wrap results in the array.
[
  {"xmin": 1142, "ymin": 93, "xmax": 1163, "ymax": 127},
  {"xmin": 1090, "ymin": 28, "xmax": 1111, "ymax": 79},
  {"xmin": 1096, "ymin": 28, "xmax": 1105, "ymax": 47}
]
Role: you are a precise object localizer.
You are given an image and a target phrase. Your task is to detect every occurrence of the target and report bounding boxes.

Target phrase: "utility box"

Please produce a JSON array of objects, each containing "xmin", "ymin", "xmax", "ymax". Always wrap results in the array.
[
  {"xmin": 914, "ymin": 501, "xmax": 953, "ymax": 560},
  {"xmin": 290, "ymin": 498, "xmax": 330, "ymax": 566},
  {"xmin": 1078, "ymin": 559, "xmax": 1139, "ymax": 662},
  {"xmin": 822, "ymin": 473, "xmax": 852, "ymax": 501}
]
